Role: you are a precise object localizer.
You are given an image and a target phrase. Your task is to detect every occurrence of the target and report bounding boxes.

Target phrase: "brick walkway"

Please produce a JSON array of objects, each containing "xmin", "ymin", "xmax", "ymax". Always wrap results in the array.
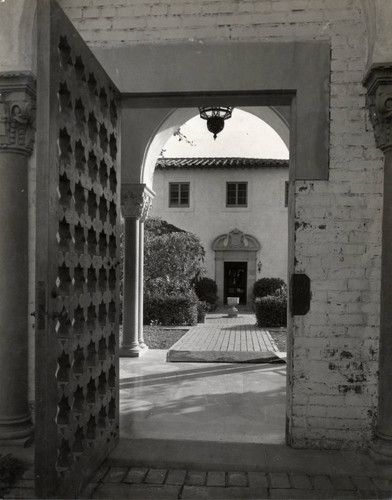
[
  {"xmin": 88, "ymin": 465, "xmax": 392, "ymax": 499},
  {"xmin": 167, "ymin": 311, "xmax": 283, "ymax": 363}
]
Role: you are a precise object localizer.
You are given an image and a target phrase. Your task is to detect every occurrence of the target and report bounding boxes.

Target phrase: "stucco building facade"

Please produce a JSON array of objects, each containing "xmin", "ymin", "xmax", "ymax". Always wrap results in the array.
[
  {"xmin": 151, "ymin": 157, "xmax": 289, "ymax": 305},
  {"xmin": 2, "ymin": 0, "xmax": 392, "ymax": 496}
]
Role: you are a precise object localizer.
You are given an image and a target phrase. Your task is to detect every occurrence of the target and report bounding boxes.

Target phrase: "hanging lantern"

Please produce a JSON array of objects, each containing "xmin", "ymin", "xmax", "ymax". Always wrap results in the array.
[{"xmin": 199, "ymin": 106, "xmax": 233, "ymax": 140}]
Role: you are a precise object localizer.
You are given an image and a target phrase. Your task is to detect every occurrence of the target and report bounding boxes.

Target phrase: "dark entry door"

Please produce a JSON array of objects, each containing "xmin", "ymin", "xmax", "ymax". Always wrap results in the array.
[{"xmin": 224, "ymin": 262, "xmax": 247, "ymax": 305}]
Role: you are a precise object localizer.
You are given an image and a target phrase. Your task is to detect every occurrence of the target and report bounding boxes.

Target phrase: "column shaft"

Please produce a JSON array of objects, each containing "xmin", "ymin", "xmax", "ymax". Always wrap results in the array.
[
  {"xmin": 0, "ymin": 152, "xmax": 33, "ymax": 440},
  {"xmin": 120, "ymin": 217, "xmax": 141, "ymax": 357},
  {"xmin": 138, "ymin": 220, "xmax": 147, "ymax": 349},
  {"xmin": 364, "ymin": 67, "xmax": 392, "ymax": 462},
  {"xmin": 376, "ymin": 150, "xmax": 392, "ymax": 442},
  {"xmin": 120, "ymin": 182, "xmax": 154, "ymax": 358}
]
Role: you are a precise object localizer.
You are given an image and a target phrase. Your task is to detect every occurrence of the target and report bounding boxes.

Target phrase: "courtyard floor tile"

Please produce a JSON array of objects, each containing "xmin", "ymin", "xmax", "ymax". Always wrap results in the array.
[{"xmin": 167, "ymin": 310, "xmax": 284, "ymax": 363}]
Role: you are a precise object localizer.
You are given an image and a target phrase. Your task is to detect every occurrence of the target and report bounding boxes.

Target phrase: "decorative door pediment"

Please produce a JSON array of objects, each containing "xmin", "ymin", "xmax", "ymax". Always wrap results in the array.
[{"xmin": 212, "ymin": 229, "xmax": 260, "ymax": 252}]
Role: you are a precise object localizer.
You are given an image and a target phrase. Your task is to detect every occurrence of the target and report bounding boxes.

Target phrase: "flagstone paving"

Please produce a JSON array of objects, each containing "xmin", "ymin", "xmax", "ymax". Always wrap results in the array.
[{"xmin": 167, "ymin": 311, "xmax": 284, "ymax": 363}]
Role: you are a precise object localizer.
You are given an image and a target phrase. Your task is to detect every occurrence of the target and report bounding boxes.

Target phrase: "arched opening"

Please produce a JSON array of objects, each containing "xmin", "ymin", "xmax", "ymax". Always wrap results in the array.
[
  {"xmin": 107, "ymin": 39, "xmax": 330, "ymax": 461},
  {"xmin": 142, "ymin": 106, "xmax": 289, "ymax": 189},
  {"xmin": 120, "ymin": 106, "xmax": 291, "ymax": 449},
  {"xmin": 147, "ymin": 107, "xmax": 289, "ymax": 307}
]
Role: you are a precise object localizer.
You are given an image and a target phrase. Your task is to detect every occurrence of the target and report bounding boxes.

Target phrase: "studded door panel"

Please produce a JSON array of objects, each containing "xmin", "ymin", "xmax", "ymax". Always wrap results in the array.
[{"xmin": 36, "ymin": 1, "xmax": 120, "ymax": 497}]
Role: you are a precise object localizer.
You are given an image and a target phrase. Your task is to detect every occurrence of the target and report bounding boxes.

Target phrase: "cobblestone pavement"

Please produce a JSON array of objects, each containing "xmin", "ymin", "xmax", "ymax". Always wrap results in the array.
[
  {"xmin": 5, "ymin": 464, "xmax": 392, "ymax": 499},
  {"xmin": 87, "ymin": 465, "xmax": 392, "ymax": 499}
]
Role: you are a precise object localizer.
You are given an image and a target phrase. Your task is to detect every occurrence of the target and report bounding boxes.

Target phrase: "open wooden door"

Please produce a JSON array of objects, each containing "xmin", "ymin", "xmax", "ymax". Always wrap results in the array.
[{"xmin": 35, "ymin": 1, "xmax": 121, "ymax": 497}]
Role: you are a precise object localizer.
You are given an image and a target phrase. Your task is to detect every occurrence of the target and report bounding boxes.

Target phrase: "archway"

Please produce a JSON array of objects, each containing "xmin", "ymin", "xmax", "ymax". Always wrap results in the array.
[
  {"xmin": 141, "ymin": 106, "xmax": 290, "ymax": 189},
  {"xmin": 144, "ymin": 107, "xmax": 289, "ymax": 310},
  {"xmin": 105, "ymin": 39, "xmax": 330, "ymax": 451},
  {"xmin": 118, "ymin": 105, "xmax": 291, "ymax": 452}
]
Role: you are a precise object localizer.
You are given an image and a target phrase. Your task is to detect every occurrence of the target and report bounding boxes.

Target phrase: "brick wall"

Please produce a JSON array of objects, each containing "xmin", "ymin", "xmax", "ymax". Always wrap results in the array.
[{"xmin": 57, "ymin": 0, "xmax": 383, "ymax": 449}]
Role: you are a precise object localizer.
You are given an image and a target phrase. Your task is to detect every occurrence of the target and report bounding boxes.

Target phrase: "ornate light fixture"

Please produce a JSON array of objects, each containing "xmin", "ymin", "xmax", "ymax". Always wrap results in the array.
[{"xmin": 199, "ymin": 106, "xmax": 233, "ymax": 140}]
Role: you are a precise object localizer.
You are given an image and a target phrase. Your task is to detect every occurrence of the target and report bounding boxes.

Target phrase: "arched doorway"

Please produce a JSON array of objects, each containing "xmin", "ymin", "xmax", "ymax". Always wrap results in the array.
[{"xmin": 105, "ymin": 39, "xmax": 330, "ymax": 451}]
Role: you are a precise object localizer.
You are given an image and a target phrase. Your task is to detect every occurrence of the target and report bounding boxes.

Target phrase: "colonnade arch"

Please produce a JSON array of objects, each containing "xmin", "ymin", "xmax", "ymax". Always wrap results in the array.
[
  {"xmin": 120, "ymin": 104, "xmax": 290, "ymax": 356},
  {"xmin": 141, "ymin": 106, "xmax": 290, "ymax": 189}
]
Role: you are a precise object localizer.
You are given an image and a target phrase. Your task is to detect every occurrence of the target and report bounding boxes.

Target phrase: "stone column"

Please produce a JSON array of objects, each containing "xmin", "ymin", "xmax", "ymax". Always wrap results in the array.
[
  {"xmin": 0, "ymin": 73, "xmax": 35, "ymax": 441},
  {"xmin": 138, "ymin": 220, "xmax": 147, "ymax": 349},
  {"xmin": 120, "ymin": 183, "xmax": 154, "ymax": 357},
  {"xmin": 364, "ymin": 65, "xmax": 392, "ymax": 462}
]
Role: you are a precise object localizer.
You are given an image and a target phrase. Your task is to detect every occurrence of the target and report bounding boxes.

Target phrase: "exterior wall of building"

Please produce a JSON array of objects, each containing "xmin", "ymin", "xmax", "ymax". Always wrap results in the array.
[
  {"xmin": 151, "ymin": 166, "xmax": 289, "ymax": 304},
  {"xmin": 46, "ymin": 0, "xmax": 384, "ymax": 449}
]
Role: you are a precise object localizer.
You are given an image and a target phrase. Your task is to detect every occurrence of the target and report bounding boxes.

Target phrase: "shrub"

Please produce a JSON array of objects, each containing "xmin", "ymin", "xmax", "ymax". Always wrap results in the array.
[
  {"xmin": 194, "ymin": 277, "xmax": 218, "ymax": 310},
  {"xmin": 145, "ymin": 276, "xmax": 191, "ymax": 296},
  {"xmin": 253, "ymin": 277, "xmax": 287, "ymax": 299},
  {"xmin": 255, "ymin": 295, "xmax": 287, "ymax": 327},
  {"xmin": 144, "ymin": 288, "xmax": 198, "ymax": 326}
]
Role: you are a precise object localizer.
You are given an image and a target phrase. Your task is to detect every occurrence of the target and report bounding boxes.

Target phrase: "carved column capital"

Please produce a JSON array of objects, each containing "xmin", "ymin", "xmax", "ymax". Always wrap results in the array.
[
  {"xmin": 364, "ymin": 64, "xmax": 392, "ymax": 153},
  {"xmin": 121, "ymin": 183, "xmax": 155, "ymax": 220},
  {"xmin": 0, "ymin": 72, "xmax": 36, "ymax": 156}
]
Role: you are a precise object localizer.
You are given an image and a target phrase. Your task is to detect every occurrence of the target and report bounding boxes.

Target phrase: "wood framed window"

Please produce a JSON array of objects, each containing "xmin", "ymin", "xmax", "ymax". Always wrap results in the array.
[
  {"xmin": 226, "ymin": 182, "xmax": 247, "ymax": 207},
  {"xmin": 169, "ymin": 182, "xmax": 190, "ymax": 207}
]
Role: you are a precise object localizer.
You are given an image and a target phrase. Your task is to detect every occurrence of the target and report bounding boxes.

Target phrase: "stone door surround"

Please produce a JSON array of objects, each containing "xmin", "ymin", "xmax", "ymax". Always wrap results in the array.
[{"xmin": 213, "ymin": 229, "xmax": 260, "ymax": 306}]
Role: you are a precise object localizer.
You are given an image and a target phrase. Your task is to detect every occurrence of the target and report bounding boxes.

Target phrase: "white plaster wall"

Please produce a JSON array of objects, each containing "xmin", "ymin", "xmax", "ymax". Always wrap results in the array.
[
  {"xmin": 51, "ymin": 0, "xmax": 384, "ymax": 449},
  {"xmin": 150, "ymin": 166, "xmax": 289, "ymax": 301}
]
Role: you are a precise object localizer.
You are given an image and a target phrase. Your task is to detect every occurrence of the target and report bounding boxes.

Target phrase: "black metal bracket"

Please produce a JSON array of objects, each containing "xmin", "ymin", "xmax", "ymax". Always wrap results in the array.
[{"xmin": 291, "ymin": 273, "xmax": 311, "ymax": 315}]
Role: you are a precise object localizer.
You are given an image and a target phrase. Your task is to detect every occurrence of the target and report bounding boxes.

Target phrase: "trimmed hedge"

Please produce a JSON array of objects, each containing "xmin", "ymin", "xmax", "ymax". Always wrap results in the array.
[
  {"xmin": 194, "ymin": 277, "xmax": 218, "ymax": 311},
  {"xmin": 255, "ymin": 295, "xmax": 287, "ymax": 327},
  {"xmin": 144, "ymin": 291, "xmax": 198, "ymax": 326},
  {"xmin": 253, "ymin": 277, "xmax": 286, "ymax": 299}
]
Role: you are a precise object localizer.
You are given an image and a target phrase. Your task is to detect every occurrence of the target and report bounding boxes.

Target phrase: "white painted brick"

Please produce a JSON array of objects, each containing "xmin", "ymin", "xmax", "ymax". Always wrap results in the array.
[
  {"xmin": 237, "ymin": 2, "xmax": 255, "ymax": 13},
  {"xmin": 100, "ymin": 7, "xmax": 116, "ymax": 17},
  {"xmin": 181, "ymin": 3, "xmax": 204, "ymax": 15},
  {"xmin": 117, "ymin": 5, "xmax": 151, "ymax": 17},
  {"xmin": 272, "ymin": 0, "xmax": 309, "ymax": 11},
  {"xmin": 78, "ymin": 18, "xmax": 112, "ymax": 29},
  {"xmin": 82, "ymin": 6, "xmax": 101, "ymax": 18},
  {"xmin": 63, "ymin": 6, "xmax": 83, "ymax": 19},
  {"xmin": 113, "ymin": 17, "xmax": 147, "ymax": 30},
  {"xmin": 60, "ymin": 0, "xmax": 92, "ymax": 6},
  {"xmin": 151, "ymin": 4, "xmax": 169, "ymax": 16}
]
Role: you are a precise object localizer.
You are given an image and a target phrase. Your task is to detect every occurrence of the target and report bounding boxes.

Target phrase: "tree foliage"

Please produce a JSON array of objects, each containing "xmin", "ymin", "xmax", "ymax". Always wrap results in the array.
[
  {"xmin": 143, "ymin": 218, "xmax": 205, "ymax": 325},
  {"xmin": 144, "ymin": 218, "xmax": 205, "ymax": 285},
  {"xmin": 144, "ymin": 217, "xmax": 185, "ymax": 236}
]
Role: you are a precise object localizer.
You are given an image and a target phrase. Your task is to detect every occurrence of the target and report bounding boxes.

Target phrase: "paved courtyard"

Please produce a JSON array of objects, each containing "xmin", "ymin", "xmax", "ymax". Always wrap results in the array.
[
  {"xmin": 119, "ymin": 350, "xmax": 286, "ymax": 444},
  {"xmin": 6, "ymin": 313, "xmax": 392, "ymax": 499},
  {"xmin": 85, "ymin": 348, "xmax": 392, "ymax": 498},
  {"xmin": 167, "ymin": 310, "xmax": 284, "ymax": 363}
]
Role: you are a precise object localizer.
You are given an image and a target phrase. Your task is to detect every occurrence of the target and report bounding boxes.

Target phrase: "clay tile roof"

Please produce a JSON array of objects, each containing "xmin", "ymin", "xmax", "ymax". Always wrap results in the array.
[{"xmin": 155, "ymin": 157, "xmax": 289, "ymax": 169}]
